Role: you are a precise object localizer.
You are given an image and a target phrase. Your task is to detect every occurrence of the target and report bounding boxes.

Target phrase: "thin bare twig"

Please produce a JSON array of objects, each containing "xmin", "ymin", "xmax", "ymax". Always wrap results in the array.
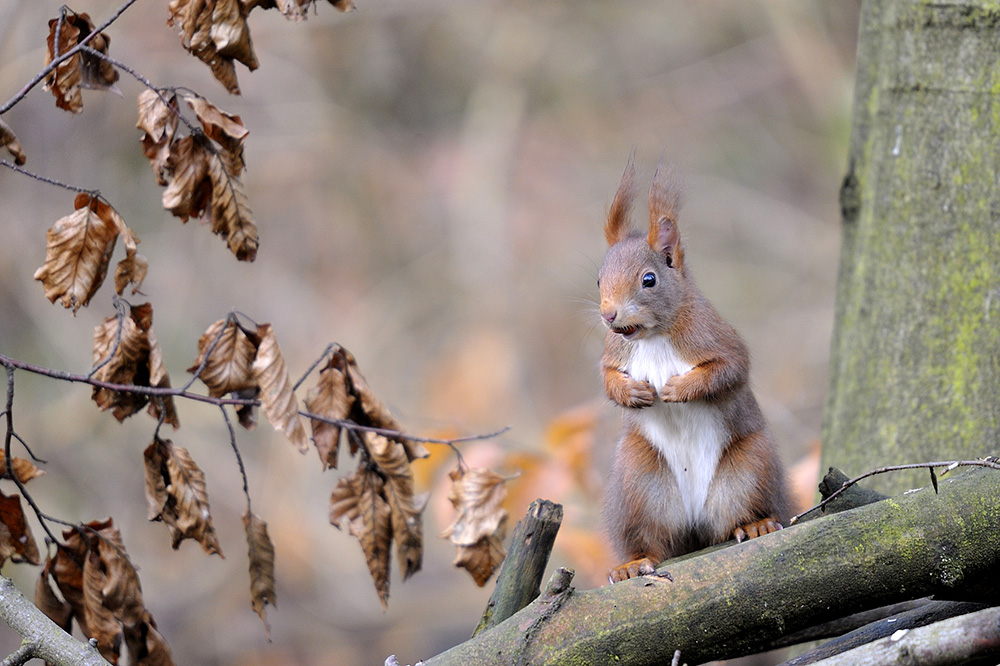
[
  {"xmin": 789, "ymin": 458, "xmax": 1000, "ymax": 524},
  {"xmin": 220, "ymin": 405, "xmax": 253, "ymax": 517},
  {"xmin": 0, "ymin": 352, "xmax": 509, "ymax": 449},
  {"xmin": 77, "ymin": 45, "xmax": 199, "ymax": 134},
  {"xmin": 0, "ymin": 160, "xmax": 96, "ymax": 194}
]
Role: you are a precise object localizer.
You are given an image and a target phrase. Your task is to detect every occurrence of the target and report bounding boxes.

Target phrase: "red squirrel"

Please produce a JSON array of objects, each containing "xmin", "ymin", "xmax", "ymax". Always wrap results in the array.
[{"xmin": 598, "ymin": 158, "xmax": 787, "ymax": 583}]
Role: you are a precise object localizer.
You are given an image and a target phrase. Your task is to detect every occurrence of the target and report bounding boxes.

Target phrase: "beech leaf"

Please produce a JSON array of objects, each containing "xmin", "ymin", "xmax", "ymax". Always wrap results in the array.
[
  {"xmin": 441, "ymin": 467, "xmax": 508, "ymax": 586},
  {"xmin": 251, "ymin": 323, "xmax": 308, "ymax": 453},
  {"xmin": 244, "ymin": 512, "xmax": 276, "ymax": 639},
  {"xmin": 137, "ymin": 89, "xmax": 179, "ymax": 185},
  {"xmin": 91, "ymin": 303, "xmax": 176, "ymax": 425},
  {"xmin": 345, "ymin": 359, "xmax": 429, "ymax": 463},
  {"xmin": 162, "ymin": 135, "xmax": 212, "ymax": 222},
  {"xmin": 144, "ymin": 437, "xmax": 223, "ymax": 556},
  {"xmin": 0, "ymin": 491, "xmax": 40, "ymax": 565},
  {"xmin": 208, "ymin": 151, "xmax": 258, "ymax": 261},
  {"xmin": 303, "ymin": 358, "xmax": 352, "ymax": 469},
  {"xmin": 36, "ymin": 564, "xmax": 73, "ymax": 633},
  {"xmin": 0, "ymin": 116, "xmax": 26, "ymax": 165},
  {"xmin": 43, "ymin": 13, "xmax": 119, "ymax": 113},
  {"xmin": 0, "ymin": 452, "xmax": 45, "ymax": 484},
  {"xmin": 186, "ymin": 94, "xmax": 248, "ymax": 163},
  {"xmin": 188, "ymin": 318, "xmax": 259, "ymax": 398},
  {"xmin": 366, "ymin": 434, "xmax": 424, "ymax": 580},
  {"xmin": 167, "ymin": 0, "xmax": 257, "ymax": 94},
  {"xmin": 83, "ymin": 551, "xmax": 123, "ymax": 663},
  {"xmin": 329, "ymin": 471, "xmax": 394, "ymax": 608},
  {"xmin": 34, "ymin": 193, "xmax": 124, "ymax": 313}
]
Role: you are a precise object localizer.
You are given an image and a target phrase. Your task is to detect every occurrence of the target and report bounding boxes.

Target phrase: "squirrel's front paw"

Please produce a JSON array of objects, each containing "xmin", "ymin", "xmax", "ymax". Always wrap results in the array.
[
  {"xmin": 624, "ymin": 380, "xmax": 656, "ymax": 408},
  {"xmin": 660, "ymin": 375, "xmax": 688, "ymax": 402}
]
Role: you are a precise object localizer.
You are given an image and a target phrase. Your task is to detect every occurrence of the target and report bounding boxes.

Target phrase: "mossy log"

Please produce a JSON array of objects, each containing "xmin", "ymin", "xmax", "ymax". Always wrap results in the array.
[{"xmin": 421, "ymin": 467, "xmax": 1000, "ymax": 666}]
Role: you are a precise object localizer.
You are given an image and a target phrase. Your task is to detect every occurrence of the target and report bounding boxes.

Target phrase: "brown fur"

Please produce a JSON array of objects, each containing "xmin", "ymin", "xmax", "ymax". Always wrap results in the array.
[{"xmin": 599, "ymin": 160, "xmax": 788, "ymax": 583}]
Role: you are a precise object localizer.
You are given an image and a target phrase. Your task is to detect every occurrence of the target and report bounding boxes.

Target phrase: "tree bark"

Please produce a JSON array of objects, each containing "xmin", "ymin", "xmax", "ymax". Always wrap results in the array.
[
  {"xmin": 421, "ymin": 467, "xmax": 1000, "ymax": 666},
  {"xmin": 823, "ymin": 0, "xmax": 1000, "ymax": 493}
]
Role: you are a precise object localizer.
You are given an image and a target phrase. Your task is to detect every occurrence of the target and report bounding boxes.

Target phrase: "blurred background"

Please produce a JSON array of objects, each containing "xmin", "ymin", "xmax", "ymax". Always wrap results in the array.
[{"xmin": 0, "ymin": 1, "xmax": 859, "ymax": 664}]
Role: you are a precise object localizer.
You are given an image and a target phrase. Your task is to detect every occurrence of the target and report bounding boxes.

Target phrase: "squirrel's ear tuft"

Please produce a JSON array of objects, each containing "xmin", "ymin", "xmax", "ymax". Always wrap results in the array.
[
  {"xmin": 605, "ymin": 151, "xmax": 637, "ymax": 247},
  {"xmin": 647, "ymin": 162, "xmax": 684, "ymax": 270}
]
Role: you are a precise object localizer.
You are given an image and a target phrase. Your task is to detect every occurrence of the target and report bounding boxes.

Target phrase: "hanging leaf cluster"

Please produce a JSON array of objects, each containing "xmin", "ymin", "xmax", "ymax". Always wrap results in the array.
[
  {"xmin": 91, "ymin": 302, "xmax": 179, "ymax": 428},
  {"xmin": 305, "ymin": 345, "xmax": 427, "ymax": 608},
  {"xmin": 36, "ymin": 519, "xmax": 173, "ymax": 665},
  {"xmin": 43, "ymin": 11, "xmax": 119, "ymax": 114},
  {"xmin": 167, "ymin": 0, "xmax": 355, "ymax": 94},
  {"xmin": 137, "ymin": 90, "xmax": 258, "ymax": 261},
  {"xmin": 189, "ymin": 318, "xmax": 308, "ymax": 451}
]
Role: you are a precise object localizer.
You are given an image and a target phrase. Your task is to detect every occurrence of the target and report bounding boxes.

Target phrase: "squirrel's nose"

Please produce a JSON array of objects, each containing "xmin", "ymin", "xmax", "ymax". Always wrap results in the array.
[{"xmin": 602, "ymin": 310, "xmax": 617, "ymax": 324}]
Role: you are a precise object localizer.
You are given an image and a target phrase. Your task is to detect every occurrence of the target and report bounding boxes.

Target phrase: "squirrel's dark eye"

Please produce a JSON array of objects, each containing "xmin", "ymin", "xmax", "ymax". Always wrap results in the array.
[{"xmin": 641, "ymin": 272, "xmax": 656, "ymax": 288}]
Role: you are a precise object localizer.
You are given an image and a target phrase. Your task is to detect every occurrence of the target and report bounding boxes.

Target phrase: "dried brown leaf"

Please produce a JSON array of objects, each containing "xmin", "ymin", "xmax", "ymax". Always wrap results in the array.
[
  {"xmin": 36, "ymin": 563, "xmax": 73, "ymax": 633},
  {"xmin": 0, "ymin": 452, "xmax": 45, "ymax": 484},
  {"xmin": 137, "ymin": 90, "xmax": 179, "ymax": 186},
  {"xmin": 34, "ymin": 193, "xmax": 123, "ymax": 313},
  {"xmin": 92, "ymin": 303, "xmax": 173, "ymax": 424},
  {"xmin": 124, "ymin": 615, "xmax": 175, "ymax": 666},
  {"xmin": 244, "ymin": 512, "xmax": 276, "ymax": 638},
  {"xmin": 51, "ymin": 542, "xmax": 90, "ymax": 637},
  {"xmin": 83, "ymin": 550, "xmax": 123, "ymax": 663},
  {"xmin": 0, "ymin": 116, "xmax": 26, "ymax": 165},
  {"xmin": 329, "ymin": 473, "xmax": 359, "ymax": 530},
  {"xmin": 162, "ymin": 135, "xmax": 212, "ymax": 221},
  {"xmin": 168, "ymin": 0, "xmax": 256, "ymax": 94},
  {"xmin": 366, "ymin": 434, "xmax": 424, "ymax": 580},
  {"xmin": 160, "ymin": 438, "xmax": 223, "ymax": 556},
  {"xmin": 251, "ymin": 324, "xmax": 308, "ymax": 453},
  {"xmin": 0, "ymin": 491, "xmax": 39, "ymax": 565},
  {"xmin": 112, "ymin": 221, "xmax": 147, "ymax": 297},
  {"xmin": 143, "ymin": 438, "xmax": 170, "ymax": 522},
  {"xmin": 44, "ymin": 13, "xmax": 119, "ymax": 113},
  {"xmin": 454, "ymin": 534, "xmax": 506, "ymax": 587},
  {"xmin": 208, "ymin": 151, "xmax": 258, "ymax": 261},
  {"xmin": 441, "ymin": 467, "xmax": 508, "ymax": 585},
  {"xmin": 329, "ymin": 470, "xmax": 393, "ymax": 607},
  {"xmin": 78, "ymin": 29, "xmax": 119, "ymax": 92},
  {"xmin": 44, "ymin": 15, "xmax": 83, "ymax": 112},
  {"xmin": 186, "ymin": 95, "xmax": 247, "ymax": 176},
  {"xmin": 337, "ymin": 346, "xmax": 428, "ymax": 462},
  {"xmin": 303, "ymin": 358, "xmax": 353, "ymax": 469},
  {"xmin": 188, "ymin": 319, "xmax": 259, "ymax": 398},
  {"xmin": 96, "ymin": 532, "xmax": 145, "ymax": 628}
]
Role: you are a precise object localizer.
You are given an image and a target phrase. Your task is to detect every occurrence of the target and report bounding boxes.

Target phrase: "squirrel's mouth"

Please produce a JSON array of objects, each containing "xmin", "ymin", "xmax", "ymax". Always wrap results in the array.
[{"xmin": 612, "ymin": 324, "xmax": 642, "ymax": 340}]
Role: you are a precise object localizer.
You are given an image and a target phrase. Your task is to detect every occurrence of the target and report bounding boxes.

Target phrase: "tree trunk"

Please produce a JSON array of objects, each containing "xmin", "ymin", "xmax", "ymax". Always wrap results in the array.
[
  {"xmin": 823, "ymin": 0, "xmax": 1000, "ymax": 493},
  {"xmin": 421, "ymin": 467, "xmax": 1000, "ymax": 666}
]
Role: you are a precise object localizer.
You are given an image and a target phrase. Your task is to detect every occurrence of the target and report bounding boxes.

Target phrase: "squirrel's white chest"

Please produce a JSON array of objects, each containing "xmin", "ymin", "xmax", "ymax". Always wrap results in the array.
[{"xmin": 624, "ymin": 336, "xmax": 727, "ymax": 526}]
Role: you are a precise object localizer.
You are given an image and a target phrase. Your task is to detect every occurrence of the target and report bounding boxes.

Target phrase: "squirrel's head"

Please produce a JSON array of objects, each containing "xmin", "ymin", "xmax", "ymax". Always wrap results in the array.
[{"xmin": 598, "ymin": 157, "xmax": 687, "ymax": 340}]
